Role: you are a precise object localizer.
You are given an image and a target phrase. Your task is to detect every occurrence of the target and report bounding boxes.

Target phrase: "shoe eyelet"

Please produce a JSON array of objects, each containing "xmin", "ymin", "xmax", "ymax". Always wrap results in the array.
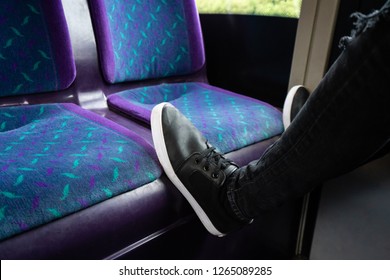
[
  {"xmin": 203, "ymin": 166, "xmax": 209, "ymax": 171},
  {"xmin": 212, "ymin": 173, "xmax": 219, "ymax": 179},
  {"xmin": 195, "ymin": 158, "xmax": 200, "ymax": 164}
]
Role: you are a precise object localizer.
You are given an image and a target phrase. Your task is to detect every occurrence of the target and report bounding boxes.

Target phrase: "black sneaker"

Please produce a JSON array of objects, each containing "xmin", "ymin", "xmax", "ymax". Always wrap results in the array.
[
  {"xmin": 282, "ymin": 85, "xmax": 310, "ymax": 129},
  {"xmin": 151, "ymin": 102, "xmax": 249, "ymax": 236}
]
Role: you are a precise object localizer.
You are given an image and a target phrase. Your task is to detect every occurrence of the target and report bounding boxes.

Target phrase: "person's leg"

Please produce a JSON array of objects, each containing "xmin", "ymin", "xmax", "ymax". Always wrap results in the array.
[
  {"xmin": 229, "ymin": 0, "xmax": 390, "ymax": 220},
  {"xmin": 151, "ymin": 1, "xmax": 390, "ymax": 236}
]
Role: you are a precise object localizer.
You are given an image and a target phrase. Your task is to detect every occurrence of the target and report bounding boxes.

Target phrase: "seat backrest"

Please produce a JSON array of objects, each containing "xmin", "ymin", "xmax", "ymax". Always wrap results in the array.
[
  {"xmin": 89, "ymin": 0, "xmax": 205, "ymax": 84},
  {"xmin": 0, "ymin": 0, "xmax": 75, "ymax": 97}
]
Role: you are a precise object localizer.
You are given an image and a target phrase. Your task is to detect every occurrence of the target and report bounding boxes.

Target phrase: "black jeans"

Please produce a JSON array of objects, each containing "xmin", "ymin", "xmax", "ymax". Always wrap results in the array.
[{"xmin": 228, "ymin": 0, "xmax": 390, "ymax": 220}]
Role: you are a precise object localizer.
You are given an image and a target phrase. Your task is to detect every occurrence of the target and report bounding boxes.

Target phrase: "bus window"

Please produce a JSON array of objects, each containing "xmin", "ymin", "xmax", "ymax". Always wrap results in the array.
[{"xmin": 196, "ymin": 0, "xmax": 302, "ymax": 18}]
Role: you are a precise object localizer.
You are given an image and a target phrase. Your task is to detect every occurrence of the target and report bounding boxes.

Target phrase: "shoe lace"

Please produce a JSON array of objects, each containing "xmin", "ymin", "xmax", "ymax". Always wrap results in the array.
[{"xmin": 195, "ymin": 142, "xmax": 235, "ymax": 178}]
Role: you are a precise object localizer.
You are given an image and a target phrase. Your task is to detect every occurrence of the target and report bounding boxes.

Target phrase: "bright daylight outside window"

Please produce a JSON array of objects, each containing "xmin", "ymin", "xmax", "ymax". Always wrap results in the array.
[{"xmin": 195, "ymin": 0, "xmax": 302, "ymax": 18}]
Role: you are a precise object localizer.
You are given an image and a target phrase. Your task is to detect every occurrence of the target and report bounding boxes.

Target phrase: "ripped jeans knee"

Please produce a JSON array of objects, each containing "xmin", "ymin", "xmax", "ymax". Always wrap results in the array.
[{"xmin": 339, "ymin": 0, "xmax": 390, "ymax": 49}]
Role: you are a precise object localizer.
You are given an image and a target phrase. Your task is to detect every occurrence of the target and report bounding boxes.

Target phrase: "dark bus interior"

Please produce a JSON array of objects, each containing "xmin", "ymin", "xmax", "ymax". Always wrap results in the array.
[{"xmin": 0, "ymin": 0, "xmax": 389, "ymax": 260}]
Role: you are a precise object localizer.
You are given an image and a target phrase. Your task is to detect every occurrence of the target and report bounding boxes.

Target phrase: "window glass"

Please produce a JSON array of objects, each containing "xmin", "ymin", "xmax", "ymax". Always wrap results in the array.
[{"xmin": 196, "ymin": 0, "xmax": 302, "ymax": 18}]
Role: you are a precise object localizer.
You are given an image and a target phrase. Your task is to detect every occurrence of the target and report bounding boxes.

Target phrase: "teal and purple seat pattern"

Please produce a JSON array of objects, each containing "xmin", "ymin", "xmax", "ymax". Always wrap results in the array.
[
  {"xmin": 0, "ymin": 104, "xmax": 162, "ymax": 241},
  {"xmin": 108, "ymin": 82, "xmax": 284, "ymax": 153},
  {"xmin": 92, "ymin": 0, "xmax": 283, "ymax": 153},
  {"xmin": 0, "ymin": 0, "xmax": 75, "ymax": 97},
  {"xmin": 89, "ymin": 0, "xmax": 205, "ymax": 83}
]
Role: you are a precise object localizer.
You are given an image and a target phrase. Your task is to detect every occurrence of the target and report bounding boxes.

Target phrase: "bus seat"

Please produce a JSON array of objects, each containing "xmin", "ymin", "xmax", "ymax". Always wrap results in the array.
[
  {"xmin": 0, "ymin": 0, "xmax": 76, "ymax": 97},
  {"xmin": 88, "ymin": 0, "xmax": 205, "ymax": 83},
  {"xmin": 0, "ymin": 0, "xmax": 167, "ymax": 246},
  {"xmin": 89, "ymin": 0, "xmax": 284, "ymax": 153},
  {"xmin": 108, "ymin": 82, "xmax": 283, "ymax": 153},
  {"xmin": 0, "ymin": 103, "xmax": 161, "ymax": 242}
]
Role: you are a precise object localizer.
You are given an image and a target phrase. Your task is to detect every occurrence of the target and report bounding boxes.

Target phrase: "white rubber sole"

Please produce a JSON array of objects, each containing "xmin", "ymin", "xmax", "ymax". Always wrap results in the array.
[
  {"xmin": 282, "ymin": 85, "xmax": 303, "ymax": 129},
  {"xmin": 151, "ymin": 102, "xmax": 225, "ymax": 237}
]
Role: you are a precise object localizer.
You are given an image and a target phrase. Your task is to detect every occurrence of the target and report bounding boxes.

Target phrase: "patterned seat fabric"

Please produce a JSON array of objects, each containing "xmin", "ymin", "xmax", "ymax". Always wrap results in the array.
[
  {"xmin": 0, "ymin": 104, "xmax": 162, "ymax": 241},
  {"xmin": 91, "ymin": 0, "xmax": 284, "ymax": 152},
  {"xmin": 108, "ymin": 82, "xmax": 284, "ymax": 153},
  {"xmin": 89, "ymin": 0, "xmax": 205, "ymax": 83},
  {"xmin": 0, "ymin": 0, "xmax": 75, "ymax": 97}
]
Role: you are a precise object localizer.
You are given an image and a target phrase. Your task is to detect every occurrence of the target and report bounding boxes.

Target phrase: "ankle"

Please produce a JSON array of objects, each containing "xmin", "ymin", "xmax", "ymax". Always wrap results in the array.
[{"xmin": 223, "ymin": 172, "xmax": 253, "ymax": 223}]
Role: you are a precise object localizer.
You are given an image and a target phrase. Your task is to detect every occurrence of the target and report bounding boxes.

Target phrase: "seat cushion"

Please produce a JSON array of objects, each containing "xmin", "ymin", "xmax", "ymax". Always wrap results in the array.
[
  {"xmin": 0, "ymin": 0, "xmax": 75, "ymax": 97},
  {"xmin": 108, "ymin": 82, "xmax": 284, "ymax": 153},
  {"xmin": 89, "ymin": 0, "xmax": 205, "ymax": 83},
  {"xmin": 0, "ymin": 104, "xmax": 162, "ymax": 241}
]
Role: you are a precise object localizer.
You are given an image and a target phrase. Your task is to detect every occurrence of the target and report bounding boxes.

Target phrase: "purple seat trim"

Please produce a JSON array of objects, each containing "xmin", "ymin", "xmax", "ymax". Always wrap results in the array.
[{"xmin": 43, "ymin": 1, "xmax": 76, "ymax": 90}]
